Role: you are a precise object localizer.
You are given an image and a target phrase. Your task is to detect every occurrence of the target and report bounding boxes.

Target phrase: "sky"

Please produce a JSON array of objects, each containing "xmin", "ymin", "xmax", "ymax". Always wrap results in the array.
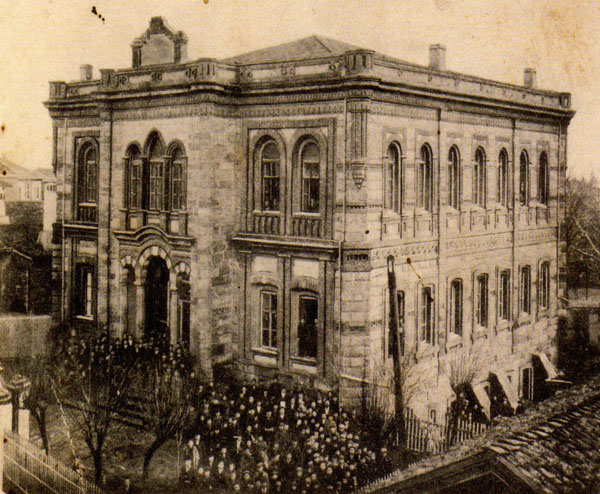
[{"xmin": 0, "ymin": 0, "xmax": 598, "ymax": 177}]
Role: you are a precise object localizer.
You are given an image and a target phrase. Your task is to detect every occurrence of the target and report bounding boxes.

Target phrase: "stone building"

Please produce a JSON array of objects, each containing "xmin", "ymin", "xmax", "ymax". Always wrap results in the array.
[{"xmin": 45, "ymin": 17, "xmax": 574, "ymax": 418}]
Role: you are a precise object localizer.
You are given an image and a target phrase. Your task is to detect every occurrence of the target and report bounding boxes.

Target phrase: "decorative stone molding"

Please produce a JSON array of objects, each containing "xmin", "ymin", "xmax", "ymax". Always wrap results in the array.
[{"xmin": 351, "ymin": 162, "xmax": 367, "ymax": 189}]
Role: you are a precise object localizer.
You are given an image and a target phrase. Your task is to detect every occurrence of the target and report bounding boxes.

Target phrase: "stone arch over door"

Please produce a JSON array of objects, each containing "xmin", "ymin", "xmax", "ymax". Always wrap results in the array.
[{"xmin": 138, "ymin": 246, "xmax": 173, "ymax": 344}]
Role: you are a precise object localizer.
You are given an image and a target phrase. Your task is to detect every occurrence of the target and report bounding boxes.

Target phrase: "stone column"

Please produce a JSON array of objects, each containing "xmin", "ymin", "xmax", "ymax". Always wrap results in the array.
[{"xmin": 7, "ymin": 375, "xmax": 31, "ymax": 440}]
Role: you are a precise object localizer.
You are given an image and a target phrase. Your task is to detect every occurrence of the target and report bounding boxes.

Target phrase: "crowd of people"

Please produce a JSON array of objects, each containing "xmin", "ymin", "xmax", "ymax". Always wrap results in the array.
[{"xmin": 179, "ymin": 381, "xmax": 394, "ymax": 493}]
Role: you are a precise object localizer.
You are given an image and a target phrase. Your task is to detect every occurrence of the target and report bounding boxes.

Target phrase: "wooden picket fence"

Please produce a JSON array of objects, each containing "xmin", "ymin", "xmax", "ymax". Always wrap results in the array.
[
  {"xmin": 404, "ymin": 407, "xmax": 488, "ymax": 454},
  {"xmin": 3, "ymin": 430, "xmax": 104, "ymax": 494}
]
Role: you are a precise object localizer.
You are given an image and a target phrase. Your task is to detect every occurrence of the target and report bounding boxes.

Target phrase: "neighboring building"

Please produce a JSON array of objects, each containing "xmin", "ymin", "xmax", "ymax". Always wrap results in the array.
[
  {"xmin": 45, "ymin": 17, "xmax": 574, "ymax": 416},
  {"xmin": 0, "ymin": 157, "xmax": 57, "ymax": 250},
  {"xmin": 362, "ymin": 374, "xmax": 600, "ymax": 494}
]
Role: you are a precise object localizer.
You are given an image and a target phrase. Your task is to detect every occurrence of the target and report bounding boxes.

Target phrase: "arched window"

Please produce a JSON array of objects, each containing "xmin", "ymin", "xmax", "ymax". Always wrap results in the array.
[
  {"xmin": 385, "ymin": 143, "xmax": 402, "ymax": 213},
  {"xmin": 538, "ymin": 152, "xmax": 549, "ymax": 205},
  {"xmin": 260, "ymin": 140, "xmax": 280, "ymax": 211},
  {"xmin": 148, "ymin": 137, "xmax": 165, "ymax": 211},
  {"xmin": 300, "ymin": 141, "xmax": 320, "ymax": 213},
  {"xmin": 418, "ymin": 145, "xmax": 433, "ymax": 211},
  {"xmin": 449, "ymin": 279, "xmax": 463, "ymax": 336},
  {"xmin": 76, "ymin": 141, "xmax": 98, "ymax": 222},
  {"xmin": 177, "ymin": 272, "xmax": 191, "ymax": 348},
  {"xmin": 448, "ymin": 146, "xmax": 460, "ymax": 209},
  {"xmin": 126, "ymin": 145, "xmax": 142, "ymax": 209},
  {"xmin": 475, "ymin": 273, "xmax": 488, "ymax": 328},
  {"xmin": 497, "ymin": 149, "xmax": 509, "ymax": 207},
  {"xmin": 170, "ymin": 145, "xmax": 186, "ymax": 211},
  {"xmin": 473, "ymin": 147, "xmax": 486, "ymax": 208},
  {"xmin": 519, "ymin": 151, "xmax": 530, "ymax": 206},
  {"xmin": 539, "ymin": 262, "xmax": 550, "ymax": 310},
  {"xmin": 419, "ymin": 286, "xmax": 434, "ymax": 344}
]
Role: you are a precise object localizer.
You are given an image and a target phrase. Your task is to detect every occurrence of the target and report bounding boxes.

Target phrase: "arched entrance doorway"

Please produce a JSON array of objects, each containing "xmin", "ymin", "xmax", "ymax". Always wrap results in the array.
[{"xmin": 144, "ymin": 256, "xmax": 169, "ymax": 343}]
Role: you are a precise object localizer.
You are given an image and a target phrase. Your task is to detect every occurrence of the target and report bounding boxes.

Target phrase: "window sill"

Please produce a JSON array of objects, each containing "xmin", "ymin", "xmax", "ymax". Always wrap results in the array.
[
  {"xmin": 473, "ymin": 327, "xmax": 488, "ymax": 340},
  {"xmin": 253, "ymin": 210, "xmax": 281, "ymax": 216},
  {"xmin": 497, "ymin": 320, "xmax": 512, "ymax": 331},
  {"xmin": 447, "ymin": 333, "xmax": 463, "ymax": 350},
  {"xmin": 252, "ymin": 348, "xmax": 278, "ymax": 367},
  {"xmin": 290, "ymin": 356, "xmax": 317, "ymax": 375},
  {"xmin": 416, "ymin": 344, "xmax": 437, "ymax": 361},
  {"xmin": 292, "ymin": 212, "xmax": 321, "ymax": 218},
  {"xmin": 74, "ymin": 315, "xmax": 94, "ymax": 322}
]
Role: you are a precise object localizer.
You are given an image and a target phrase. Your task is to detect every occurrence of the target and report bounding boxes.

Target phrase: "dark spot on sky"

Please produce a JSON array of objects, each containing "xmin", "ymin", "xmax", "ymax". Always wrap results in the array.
[
  {"xmin": 365, "ymin": 230, "xmax": 369, "ymax": 234},
  {"xmin": 406, "ymin": 257, "xmax": 411, "ymax": 264},
  {"xmin": 1, "ymin": 124, "xmax": 5, "ymax": 132},
  {"xmin": 91, "ymin": 6, "xmax": 106, "ymax": 22},
  {"xmin": 2, "ymin": 170, "xmax": 6, "ymax": 176}
]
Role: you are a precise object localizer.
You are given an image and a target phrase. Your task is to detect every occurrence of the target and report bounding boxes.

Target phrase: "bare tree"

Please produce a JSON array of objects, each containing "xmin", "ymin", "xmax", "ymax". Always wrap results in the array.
[
  {"xmin": 139, "ymin": 352, "xmax": 196, "ymax": 481},
  {"xmin": 20, "ymin": 355, "xmax": 55, "ymax": 455},
  {"xmin": 53, "ymin": 331, "xmax": 141, "ymax": 483},
  {"xmin": 447, "ymin": 347, "xmax": 482, "ymax": 445}
]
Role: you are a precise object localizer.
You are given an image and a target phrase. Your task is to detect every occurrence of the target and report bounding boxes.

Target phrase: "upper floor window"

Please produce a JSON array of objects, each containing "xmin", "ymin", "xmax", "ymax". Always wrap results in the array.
[
  {"xmin": 448, "ymin": 146, "xmax": 460, "ymax": 210},
  {"xmin": 499, "ymin": 270, "xmax": 511, "ymax": 321},
  {"xmin": 498, "ymin": 149, "xmax": 509, "ymax": 207},
  {"xmin": 539, "ymin": 262, "xmax": 550, "ymax": 310},
  {"xmin": 519, "ymin": 265, "xmax": 531, "ymax": 314},
  {"xmin": 148, "ymin": 137, "xmax": 165, "ymax": 211},
  {"xmin": 170, "ymin": 145, "xmax": 186, "ymax": 211},
  {"xmin": 126, "ymin": 145, "xmax": 142, "ymax": 209},
  {"xmin": 260, "ymin": 140, "xmax": 280, "ymax": 211},
  {"xmin": 519, "ymin": 151, "xmax": 530, "ymax": 206},
  {"xmin": 473, "ymin": 147, "xmax": 486, "ymax": 208},
  {"xmin": 300, "ymin": 141, "xmax": 320, "ymax": 213},
  {"xmin": 449, "ymin": 279, "xmax": 463, "ymax": 336},
  {"xmin": 419, "ymin": 286, "xmax": 434, "ymax": 344},
  {"xmin": 76, "ymin": 141, "xmax": 98, "ymax": 222},
  {"xmin": 538, "ymin": 152, "xmax": 549, "ymax": 205},
  {"xmin": 475, "ymin": 274, "xmax": 489, "ymax": 328},
  {"xmin": 385, "ymin": 143, "xmax": 402, "ymax": 213},
  {"xmin": 417, "ymin": 145, "xmax": 433, "ymax": 212}
]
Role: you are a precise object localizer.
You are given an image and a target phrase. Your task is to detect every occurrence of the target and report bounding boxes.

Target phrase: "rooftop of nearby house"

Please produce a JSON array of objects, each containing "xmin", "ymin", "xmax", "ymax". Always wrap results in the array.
[{"xmin": 364, "ymin": 374, "xmax": 600, "ymax": 494}]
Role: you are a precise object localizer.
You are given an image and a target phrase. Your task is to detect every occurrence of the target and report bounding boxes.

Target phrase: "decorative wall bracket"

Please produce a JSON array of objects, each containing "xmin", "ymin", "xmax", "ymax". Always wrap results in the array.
[{"xmin": 351, "ymin": 162, "xmax": 367, "ymax": 189}]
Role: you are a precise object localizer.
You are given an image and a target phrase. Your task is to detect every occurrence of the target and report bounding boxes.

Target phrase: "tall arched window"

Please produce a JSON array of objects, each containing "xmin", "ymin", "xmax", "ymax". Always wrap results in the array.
[
  {"xmin": 260, "ymin": 140, "xmax": 280, "ymax": 211},
  {"xmin": 538, "ymin": 152, "xmax": 549, "ymax": 205},
  {"xmin": 449, "ymin": 279, "xmax": 463, "ymax": 336},
  {"xmin": 385, "ymin": 143, "xmax": 402, "ymax": 213},
  {"xmin": 473, "ymin": 147, "xmax": 486, "ymax": 208},
  {"xmin": 519, "ymin": 151, "xmax": 530, "ymax": 206},
  {"xmin": 148, "ymin": 137, "xmax": 165, "ymax": 211},
  {"xmin": 170, "ymin": 145, "xmax": 186, "ymax": 211},
  {"xmin": 497, "ymin": 149, "xmax": 509, "ymax": 207},
  {"xmin": 418, "ymin": 144, "xmax": 433, "ymax": 211},
  {"xmin": 300, "ymin": 141, "xmax": 320, "ymax": 213},
  {"xmin": 448, "ymin": 146, "xmax": 460, "ymax": 209},
  {"xmin": 76, "ymin": 141, "xmax": 98, "ymax": 222},
  {"xmin": 126, "ymin": 145, "xmax": 142, "ymax": 209}
]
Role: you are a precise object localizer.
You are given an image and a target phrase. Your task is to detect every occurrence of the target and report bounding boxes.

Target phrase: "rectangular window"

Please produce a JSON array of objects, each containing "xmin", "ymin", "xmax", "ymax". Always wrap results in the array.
[
  {"xmin": 519, "ymin": 266, "xmax": 531, "ymax": 314},
  {"xmin": 449, "ymin": 279, "xmax": 462, "ymax": 336},
  {"xmin": 476, "ymin": 274, "xmax": 488, "ymax": 328},
  {"xmin": 74, "ymin": 263, "xmax": 94, "ymax": 318},
  {"xmin": 539, "ymin": 262, "xmax": 550, "ymax": 310},
  {"xmin": 301, "ymin": 163, "xmax": 320, "ymax": 213},
  {"xmin": 260, "ymin": 291, "xmax": 278, "ymax": 349},
  {"xmin": 298, "ymin": 296, "xmax": 318, "ymax": 358},
  {"xmin": 521, "ymin": 367, "xmax": 533, "ymax": 400},
  {"xmin": 262, "ymin": 160, "xmax": 280, "ymax": 211},
  {"xmin": 130, "ymin": 161, "xmax": 142, "ymax": 209},
  {"xmin": 388, "ymin": 290, "xmax": 405, "ymax": 357},
  {"xmin": 420, "ymin": 286, "xmax": 434, "ymax": 344},
  {"xmin": 171, "ymin": 162, "xmax": 184, "ymax": 210},
  {"xmin": 499, "ymin": 270, "xmax": 511, "ymax": 321},
  {"xmin": 149, "ymin": 161, "xmax": 164, "ymax": 210}
]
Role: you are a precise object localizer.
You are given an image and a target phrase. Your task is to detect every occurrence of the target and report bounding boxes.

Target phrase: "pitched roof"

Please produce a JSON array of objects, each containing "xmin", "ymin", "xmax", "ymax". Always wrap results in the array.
[
  {"xmin": 366, "ymin": 375, "xmax": 600, "ymax": 493},
  {"xmin": 221, "ymin": 35, "xmax": 365, "ymax": 64}
]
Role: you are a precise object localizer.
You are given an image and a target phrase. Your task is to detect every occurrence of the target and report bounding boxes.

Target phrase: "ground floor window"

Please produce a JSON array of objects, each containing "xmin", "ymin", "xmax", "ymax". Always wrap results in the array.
[
  {"xmin": 499, "ymin": 270, "xmax": 511, "ymax": 321},
  {"xmin": 521, "ymin": 367, "xmax": 534, "ymax": 400},
  {"xmin": 177, "ymin": 273, "xmax": 191, "ymax": 348},
  {"xmin": 74, "ymin": 263, "xmax": 95, "ymax": 318},
  {"xmin": 519, "ymin": 266, "xmax": 531, "ymax": 314},
  {"xmin": 297, "ymin": 296, "xmax": 318, "ymax": 359},
  {"xmin": 260, "ymin": 290, "xmax": 278, "ymax": 349},
  {"xmin": 420, "ymin": 286, "xmax": 434, "ymax": 344}
]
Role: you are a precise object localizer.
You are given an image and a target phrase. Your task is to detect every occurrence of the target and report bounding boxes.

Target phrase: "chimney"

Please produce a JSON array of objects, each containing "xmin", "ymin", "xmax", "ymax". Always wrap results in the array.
[
  {"xmin": 429, "ymin": 44, "xmax": 446, "ymax": 71},
  {"xmin": 524, "ymin": 68, "xmax": 536, "ymax": 89},
  {"xmin": 80, "ymin": 64, "xmax": 93, "ymax": 82}
]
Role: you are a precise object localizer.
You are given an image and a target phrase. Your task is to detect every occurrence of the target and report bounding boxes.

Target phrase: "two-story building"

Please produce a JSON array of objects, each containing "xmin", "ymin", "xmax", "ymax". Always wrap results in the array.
[{"xmin": 45, "ymin": 17, "xmax": 574, "ymax": 418}]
